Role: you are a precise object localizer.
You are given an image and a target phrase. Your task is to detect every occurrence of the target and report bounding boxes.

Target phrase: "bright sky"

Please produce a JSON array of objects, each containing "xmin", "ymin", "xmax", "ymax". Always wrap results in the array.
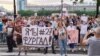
[{"xmin": 0, "ymin": 0, "xmax": 95, "ymax": 11}]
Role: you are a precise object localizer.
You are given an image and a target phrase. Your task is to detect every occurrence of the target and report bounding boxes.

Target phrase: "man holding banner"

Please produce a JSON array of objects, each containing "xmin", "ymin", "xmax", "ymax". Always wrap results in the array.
[
  {"xmin": 66, "ymin": 22, "xmax": 78, "ymax": 52},
  {"xmin": 44, "ymin": 21, "xmax": 56, "ymax": 54}
]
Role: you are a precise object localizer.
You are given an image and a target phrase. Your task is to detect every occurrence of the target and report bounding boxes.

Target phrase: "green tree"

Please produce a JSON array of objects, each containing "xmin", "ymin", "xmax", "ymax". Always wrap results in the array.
[
  {"xmin": 18, "ymin": 10, "xmax": 60, "ymax": 16},
  {"xmin": 37, "ymin": 10, "xmax": 60, "ymax": 16},
  {"xmin": 18, "ymin": 10, "xmax": 34, "ymax": 16},
  {"xmin": 74, "ymin": 0, "xmax": 100, "ymax": 17},
  {"xmin": 96, "ymin": 0, "xmax": 100, "ymax": 17}
]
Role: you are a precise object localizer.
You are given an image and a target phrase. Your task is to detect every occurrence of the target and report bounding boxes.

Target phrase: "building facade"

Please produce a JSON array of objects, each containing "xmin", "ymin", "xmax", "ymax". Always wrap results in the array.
[
  {"xmin": 26, "ymin": 5, "xmax": 61, "ymax": 11},
  {"xmin": 16, "ymin": 0, "xmax": 99, "ymax": 12},
  {"xmin": 17, "ymin": 0, "xmax": 27, "ymax": 11},
  {"xmin": 26, "ymin": 3, "xmax": 100, "ymax": 12},
  {"xmin": 0, "ymin": 6, "xmax": 7, "ymax": 16},
  {"xmin": 0, "ymin": 6, "xmax": 6, "ymax": 12}
]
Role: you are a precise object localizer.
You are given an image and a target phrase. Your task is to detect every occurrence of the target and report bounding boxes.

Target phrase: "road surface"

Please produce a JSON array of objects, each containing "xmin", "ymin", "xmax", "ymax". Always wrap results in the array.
[{"xmin": 0, "ymin": 47, "xmax": 87, "ymax": 56}]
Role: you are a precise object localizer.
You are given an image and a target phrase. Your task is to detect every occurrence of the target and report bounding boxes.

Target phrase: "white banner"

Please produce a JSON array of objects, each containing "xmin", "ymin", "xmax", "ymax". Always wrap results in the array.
[{"xmin": 22, "ymin": 27, "xmax": 53, "ymax": 47}]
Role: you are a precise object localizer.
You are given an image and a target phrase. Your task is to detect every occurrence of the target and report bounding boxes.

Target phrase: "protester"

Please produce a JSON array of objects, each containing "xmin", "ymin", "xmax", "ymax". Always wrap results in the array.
[
  {"xmin": 53, "ymin": 28, "xmax": 59, "ymax": 48},
  {"xmin": 44, "ymin": 21, "xmax": 56, "ymax": 54},
  {"xmin": 80, "ymin": 21, "xmax": 88, "ymax": 51},
  {"xmin": 14, "ymin": 19, "xmax": 23, "ymax": 55},
  {"xmin": 66, "ymin": 22, "xmax": 77, "ymax": 52},
  {"xmin": 83, "ymin": 27, "xmax": 100, "ymax": 56},
  {"xmin": 50, "ymin": 17, "xmax": 58, "ymax": 29},
  {"xmin": 6, "ymin": 19, "xmax": 14, "ymax": 52},
  {"xmin": 0, "ymin": 18, "xmax": 3, "ymax": 32},
  {"xmin": 0, "ymin": 15, "xmax": 100, "ymax": 56},
  {"xmin": 57, "ymin": 20, "xmax": 67, "ymax": 56},
  {"xmin": 0, "ymin": 18, "xmax": 3, "ymax": 42}
]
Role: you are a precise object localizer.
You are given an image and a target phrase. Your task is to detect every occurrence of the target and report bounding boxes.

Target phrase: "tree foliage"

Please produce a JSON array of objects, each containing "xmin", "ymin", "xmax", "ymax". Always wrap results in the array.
[
  {"xmin": 18, "ymin": 10, "xmax": 60, "ymax": 16},
  {"xmin": 37, "ymin": 10, "xmax": 60, "ymax": 16},
  {"xmin": 69, "ymin": 10, "xmax": 100, "ymax": 16},
  {"xmin": 18, "ymin": 10, "xmax": 34, "ymax": 16},
  {"xmin": 98, "ymin": 0, "xmax": 100, "ymax": 5}
]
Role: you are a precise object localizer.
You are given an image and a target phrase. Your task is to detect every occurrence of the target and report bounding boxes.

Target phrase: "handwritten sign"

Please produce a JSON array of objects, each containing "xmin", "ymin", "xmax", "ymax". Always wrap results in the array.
[
  {"xmin": 67, "ymin": 30, "xmax": 79, "ymax": 44},
  {"xmin": 22, "ymin": 27, "xmax": 53, "ymax": 47}
]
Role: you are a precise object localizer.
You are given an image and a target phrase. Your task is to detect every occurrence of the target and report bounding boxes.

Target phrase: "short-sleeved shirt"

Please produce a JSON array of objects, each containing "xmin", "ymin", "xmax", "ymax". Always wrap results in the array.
[
  {"xmin": 87, "ymin": 37, "xmax": 100, "ymax": 56},
  {"xmin": 80, "ymin": 24, "xmax": 88, "ymax": 34},
  {"xmin": 50, "ymin": 21, "xmax": 57, "ymax": 29},
  {"xmin": 58, "ymin": 27, "xmax": 66, "ymax": 40}
]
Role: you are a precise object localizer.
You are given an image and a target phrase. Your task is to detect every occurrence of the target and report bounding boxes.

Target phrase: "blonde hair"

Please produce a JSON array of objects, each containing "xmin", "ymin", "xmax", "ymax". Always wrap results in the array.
[{"xmin": 57, "ymin": 20, "xmax": 65, "ymax": 28}]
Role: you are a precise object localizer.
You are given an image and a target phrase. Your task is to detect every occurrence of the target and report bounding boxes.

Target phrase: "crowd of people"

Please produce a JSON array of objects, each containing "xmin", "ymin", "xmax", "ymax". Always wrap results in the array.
[{"xmin": 0, "ymin": 15, "xmax": 100, "ymax": 56}]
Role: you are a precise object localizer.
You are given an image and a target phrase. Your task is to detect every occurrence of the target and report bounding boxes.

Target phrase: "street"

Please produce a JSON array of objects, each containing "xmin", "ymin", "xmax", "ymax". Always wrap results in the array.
[
  {"xmin": 0, "ymin": 47, "xmax": 87, "ymax": 56},
  {"xmin": 0, "ymin": 53, "xmax": 87, "ymax": 56}
]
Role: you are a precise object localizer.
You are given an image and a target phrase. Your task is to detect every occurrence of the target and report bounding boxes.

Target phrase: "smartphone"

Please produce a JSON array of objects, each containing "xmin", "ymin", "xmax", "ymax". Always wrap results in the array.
[{"xmin": 89, "ymin": 29, "xmax": 95, "ymax": 33}]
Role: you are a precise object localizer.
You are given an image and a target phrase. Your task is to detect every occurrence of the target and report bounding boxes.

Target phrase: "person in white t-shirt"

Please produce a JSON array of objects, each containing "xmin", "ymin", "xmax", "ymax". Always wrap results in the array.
[
  {"xmin": 80, "ymin": 21, "xmax": 88, "ymax": 51},
  {"xmin": 81, "ymin": 14, "xmax": 88, "ymax": 22},
  {"xmin": 50, "ymin": 17, "xmax": 57, "ymax": 29}
]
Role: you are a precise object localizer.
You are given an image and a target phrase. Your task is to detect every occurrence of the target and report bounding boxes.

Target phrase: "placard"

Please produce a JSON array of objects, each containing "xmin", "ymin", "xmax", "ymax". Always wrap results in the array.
[
  {"xmin": 67, "ymin": 30, "xmax": 79, "ymax": 44},
  {"xmin": 22, "ymin": 27, "xmax": 53, "ymax": 47}
]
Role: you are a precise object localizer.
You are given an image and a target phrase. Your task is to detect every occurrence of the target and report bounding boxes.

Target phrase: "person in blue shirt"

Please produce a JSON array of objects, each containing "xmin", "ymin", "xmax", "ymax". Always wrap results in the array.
[
  {"xmin": 0, "ymin": 20, "xmax": 3, "ymax": 32},
  {"xmin": 0, "ymin": 19, "xmax": 3, "ymax": 42}
]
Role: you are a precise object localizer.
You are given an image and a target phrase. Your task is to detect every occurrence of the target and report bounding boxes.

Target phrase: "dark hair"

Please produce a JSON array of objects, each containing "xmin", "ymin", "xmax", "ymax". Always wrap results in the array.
[{"xmin": 45, "ymin": 21, "xmax": 52, "ymax": 27}]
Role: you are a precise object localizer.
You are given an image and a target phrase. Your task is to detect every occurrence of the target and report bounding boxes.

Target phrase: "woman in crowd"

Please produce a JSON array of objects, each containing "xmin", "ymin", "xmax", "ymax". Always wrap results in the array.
[
  {"xmin": 66, "ymin": 22, "xmax": 77, "ymax": 52},
  {"xmin": 6, "ymin": 19, "xmax": 14, "ymax": 52},
  {"xmin": 2, "ymin": 15, "xmax": 99, "ymax": 55},
  {"xmin": 57, "ymin": 20, "xmax": 67, "ymax": 56},
  {"xmin": 14, "ymin": 19, "xmax": 24, "ymax": 55}
]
